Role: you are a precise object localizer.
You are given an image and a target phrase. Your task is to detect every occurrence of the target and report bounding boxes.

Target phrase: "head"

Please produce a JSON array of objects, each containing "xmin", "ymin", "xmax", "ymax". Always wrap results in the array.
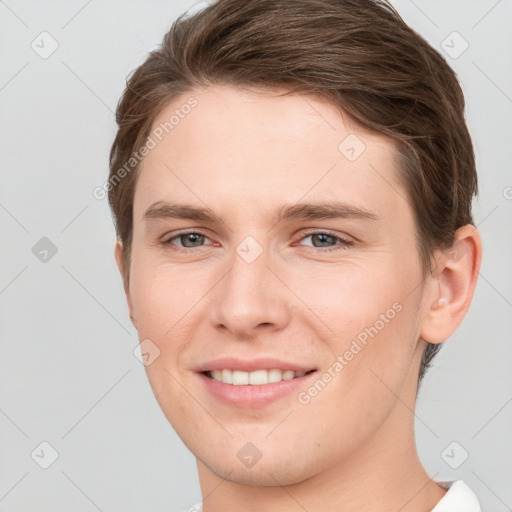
[{"xmin": 108, "ymin": 0, "xmax": 481, "ymax": 487}]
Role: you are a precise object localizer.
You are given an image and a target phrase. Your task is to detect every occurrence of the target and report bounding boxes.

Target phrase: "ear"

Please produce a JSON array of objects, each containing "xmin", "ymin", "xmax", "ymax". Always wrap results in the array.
[
  {"xmin": 114, "ymin": 239, "xmax": 137, "ymax": 328},
  {"xmin": 420, "ymin": 224, "xmax": 482, "ymax": 344}
]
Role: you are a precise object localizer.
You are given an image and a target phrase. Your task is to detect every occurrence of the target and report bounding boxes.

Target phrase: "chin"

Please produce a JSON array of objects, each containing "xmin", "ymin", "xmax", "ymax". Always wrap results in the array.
[{"xmin": 196, "ymin": 443, "xmax": 320, "ymax": 487}]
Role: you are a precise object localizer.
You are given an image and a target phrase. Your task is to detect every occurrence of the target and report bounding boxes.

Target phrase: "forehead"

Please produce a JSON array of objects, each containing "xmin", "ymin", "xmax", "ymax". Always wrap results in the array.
[{"xmin": 134, "ymin": 84, "xmax": 407, "ymax": 224}]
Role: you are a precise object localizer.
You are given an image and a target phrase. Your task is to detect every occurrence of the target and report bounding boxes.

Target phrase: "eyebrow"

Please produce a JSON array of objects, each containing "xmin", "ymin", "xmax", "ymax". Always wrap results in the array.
[{"xmin": 143, "ymin": 200, "xmax": 379, "ymax": 225}]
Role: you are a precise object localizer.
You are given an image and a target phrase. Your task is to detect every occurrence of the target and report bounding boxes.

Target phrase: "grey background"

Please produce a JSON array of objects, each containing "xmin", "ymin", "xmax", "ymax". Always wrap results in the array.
[{"xmin": 0, "ymin": 0, "xmax": 511, "ymax": 510}]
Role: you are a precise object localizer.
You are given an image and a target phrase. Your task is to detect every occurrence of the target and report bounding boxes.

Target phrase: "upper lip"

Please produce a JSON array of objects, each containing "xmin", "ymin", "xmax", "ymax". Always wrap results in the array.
[{"xmin": 196, "ymin": 357, "xmax": 316, "ymax": 373}]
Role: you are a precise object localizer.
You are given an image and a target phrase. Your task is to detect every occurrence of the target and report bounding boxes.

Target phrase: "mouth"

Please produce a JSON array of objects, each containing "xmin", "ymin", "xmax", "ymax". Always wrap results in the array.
[
  {"xmin": 196, "ymin": 357, "xmax": 319, "ymax": 408},
  {"xmin": 202, "ymin": 368, "xmax": 317, "ymax": 385}
]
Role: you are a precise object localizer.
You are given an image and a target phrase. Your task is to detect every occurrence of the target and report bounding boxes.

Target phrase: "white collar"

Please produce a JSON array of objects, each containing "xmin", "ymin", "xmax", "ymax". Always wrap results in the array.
[{"xmin": 431, "ymin": 480, "xmax": 481, "ymax": 511}]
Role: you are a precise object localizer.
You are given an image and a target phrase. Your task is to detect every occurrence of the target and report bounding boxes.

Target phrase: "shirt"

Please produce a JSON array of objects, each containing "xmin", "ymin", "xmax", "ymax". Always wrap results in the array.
[
  {"xmin": 431, "ymin": 480, "xmax": 481, "ymax": 511},
  {"xmin": 178, "ymin": 479, "xmax": 481, "ymax": 512}
]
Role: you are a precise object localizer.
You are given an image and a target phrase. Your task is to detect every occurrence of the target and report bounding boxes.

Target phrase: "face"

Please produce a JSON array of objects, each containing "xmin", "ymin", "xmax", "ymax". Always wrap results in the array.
[{"xmin": 119, "ymin": 84, "xmax": 434, "ymax": 485}]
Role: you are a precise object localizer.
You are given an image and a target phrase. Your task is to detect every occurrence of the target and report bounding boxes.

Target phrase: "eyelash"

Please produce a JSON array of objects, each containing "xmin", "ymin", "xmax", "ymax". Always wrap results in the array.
[{"xmin": 162, "ymin": 229, "xmax": 354, "ymax": 253}]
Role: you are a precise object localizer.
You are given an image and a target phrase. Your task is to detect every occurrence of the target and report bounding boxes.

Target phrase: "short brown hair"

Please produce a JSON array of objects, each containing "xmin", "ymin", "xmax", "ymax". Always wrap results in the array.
[{"xmin": 108, "ymin": 0, "xmax": 477, "ymax": 382}]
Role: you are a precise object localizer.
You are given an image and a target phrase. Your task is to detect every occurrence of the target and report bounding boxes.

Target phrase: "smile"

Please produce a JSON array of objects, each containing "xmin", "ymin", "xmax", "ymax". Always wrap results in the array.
[{"xmin": 204, "ymin": 368, "xmax": 316, "ymax": 385}]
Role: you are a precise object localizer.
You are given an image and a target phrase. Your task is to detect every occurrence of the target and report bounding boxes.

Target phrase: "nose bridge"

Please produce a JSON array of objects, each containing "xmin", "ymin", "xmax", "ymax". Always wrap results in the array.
[{"xmin": 209, "ymin": 237, "xmax": 290, "ymax": 336}]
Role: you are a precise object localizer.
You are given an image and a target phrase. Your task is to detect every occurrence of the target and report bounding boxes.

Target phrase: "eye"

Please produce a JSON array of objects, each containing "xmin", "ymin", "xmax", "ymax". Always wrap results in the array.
[
  {"xmin": 162, "ymin": 229, "xmax": 354, "ymax": 253},
  {"xmin": 297, "ymin": 231, "xmax": 354, "ymax": 252},
  {"xmin": 163, "ymin": 230, "xmax": 213, "ymax": 252}
]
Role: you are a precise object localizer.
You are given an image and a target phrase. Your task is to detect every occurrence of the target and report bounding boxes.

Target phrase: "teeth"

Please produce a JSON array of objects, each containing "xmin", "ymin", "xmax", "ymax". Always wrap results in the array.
[
  {"xmin": 282, "ymin": 370, "xmax": 294, "ymax": 380},
  {"xmin": 249, "ymin": 369, "xmax": 267, "ymax": 385},
  {"xmin": 268, "ymin": 368, "xmax": 282, "ymax": 383},
  {"xmin": 208, "ymin": 369, "xmax": 311, "ymax": 385},
  {"xmin": 221, "ymin": 369, "xmax": 233, "ymax": 384},
  {"xmin": 232, "ymin": 370, "xmax": 249, "ymax": 385}
]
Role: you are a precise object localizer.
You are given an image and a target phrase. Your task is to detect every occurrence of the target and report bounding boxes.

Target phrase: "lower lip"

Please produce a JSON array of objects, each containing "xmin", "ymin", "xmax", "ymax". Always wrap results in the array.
[{"xmin": 198, "ymin": 371, "xmax": 317, "ymax": 408}]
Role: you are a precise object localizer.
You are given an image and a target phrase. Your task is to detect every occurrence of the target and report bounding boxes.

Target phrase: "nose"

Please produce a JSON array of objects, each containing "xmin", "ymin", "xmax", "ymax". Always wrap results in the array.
[{"xmin": 209, "ymin": 245, "xmax": 292, "ymax": 340}]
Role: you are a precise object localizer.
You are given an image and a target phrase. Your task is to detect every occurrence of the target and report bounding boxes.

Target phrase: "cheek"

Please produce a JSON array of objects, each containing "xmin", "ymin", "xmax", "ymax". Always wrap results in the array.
[
  {"xmin": 130, "ymin": 257, "xmax": 201, "ymax": 336},
  {"xmin": 288, "ymin": 260, "xmax": 420, "ymax": 386},
  {"xmin": 129, "ymin": 262, "xmax": 199, "ymax": 427},
  {"xmin": 288, "ymin": 259, "xmax": 406, "ymax": 333},
  {"xmin": 128, "ymin": 258, "xmax": 211, "ymax": 406}
]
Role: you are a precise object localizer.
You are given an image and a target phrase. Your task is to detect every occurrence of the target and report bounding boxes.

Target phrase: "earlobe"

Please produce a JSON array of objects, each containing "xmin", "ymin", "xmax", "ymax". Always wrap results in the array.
[
  {"xmin": 114, "ymin": 239, "xmax": 137, "ymax": 328},
  {"xmin": 420, "ymin": 225, "xmax": 482, "ymax": 345}
]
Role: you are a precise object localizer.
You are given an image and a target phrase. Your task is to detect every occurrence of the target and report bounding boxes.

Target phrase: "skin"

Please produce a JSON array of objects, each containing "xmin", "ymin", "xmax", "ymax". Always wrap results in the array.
[{"xmin": 115, "ymin": 84, "xmax": 482, "ymax": 512}]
